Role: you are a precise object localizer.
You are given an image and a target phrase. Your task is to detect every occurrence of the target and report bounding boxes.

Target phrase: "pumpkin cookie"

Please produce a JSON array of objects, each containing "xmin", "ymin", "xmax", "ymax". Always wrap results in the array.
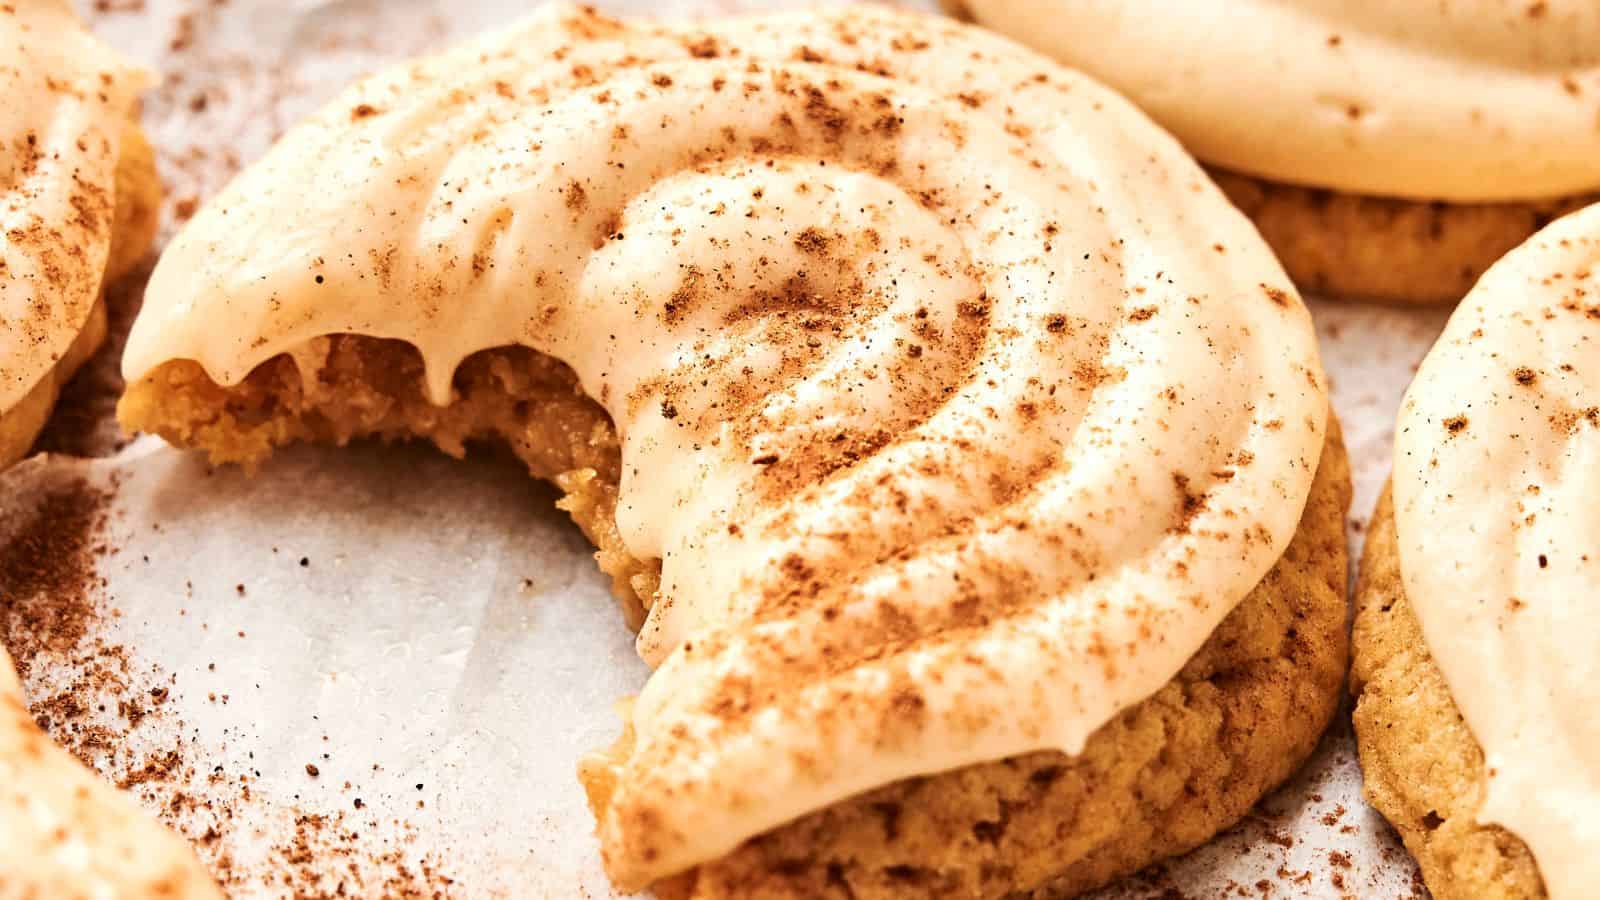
[
  {"xmin": 115, "ymin": 5, "xmax": 1345, "ymax": 896},
  {"xmin": 948, "ymin": 0, "xmax": 1600, "ymax": 304},
  {"xmin": 1352, "ymin": 202, "xmax": 1600, "ymax": 899},
  {"xmin": 1352, "ymin": 489, "xmax": 1546, "ymax": 900},
  {"xmin": 0, "ymin": 7, "xmax": 161, "ymax": 468}
]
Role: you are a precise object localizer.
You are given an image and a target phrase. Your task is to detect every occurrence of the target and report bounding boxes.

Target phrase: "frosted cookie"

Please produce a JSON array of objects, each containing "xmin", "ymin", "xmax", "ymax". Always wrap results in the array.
[
  {"xmin": 117, "ymin": 5, "xmax": 1348, "ymax": 897},
  {"xmin": 0, "ymin": 4, "xmax": 207, "ymax": 897},
  {"xmin": 0, "ymin": 0, "xmax": 160, "ymax": 468},
  {"xmin": 948, "ymin": 0, "xmax": 1600, "ymax": 304},
  {"xmin": 1352, "ymin": 202, "xmax": 1600, "ymax": 899}
]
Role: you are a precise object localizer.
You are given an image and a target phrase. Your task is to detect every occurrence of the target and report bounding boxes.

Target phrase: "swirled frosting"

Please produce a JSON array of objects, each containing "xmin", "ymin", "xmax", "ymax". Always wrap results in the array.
[
  {"xmin": 0, "ymin": 0, "xmax": 144, "ymax": 417},
  {"xmin": 124, "ymin": 3, "xmax": 1327, "ymax": 887},
  {"xmin": 954, "ymin": 0, "xmax": 1600, "ymax": 201},
  {"xmin": 1395, "ymin": 202, "xmax": 1600, "ymax": 900}
]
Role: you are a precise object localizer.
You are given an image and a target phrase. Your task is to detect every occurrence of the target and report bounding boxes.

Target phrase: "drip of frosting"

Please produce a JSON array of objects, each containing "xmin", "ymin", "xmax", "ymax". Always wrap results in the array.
[
  {"xmin": 123, "ymin": 4, "xmax": 1327, "ymax": 888},
  {"xmin": 1395, "ymin": 201, "xmax": 1600, "ymax": 900},
  {"xmin": 0, "ymin": 0, "xmax": 144, "ymax": 417},
  {"xmin": 955, "ymin": 0, "xmax": 1600, "ymax": 201}
]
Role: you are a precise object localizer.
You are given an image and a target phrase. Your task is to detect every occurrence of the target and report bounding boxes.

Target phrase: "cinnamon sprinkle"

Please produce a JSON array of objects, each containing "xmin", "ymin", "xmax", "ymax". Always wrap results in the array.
[
  {"xmin": 0, "ymin": 477, "xmax": 112, "ymax": 680},
  {"xmin": 2, "ymin": 472, "xmax": 457, "ymax": 896}
]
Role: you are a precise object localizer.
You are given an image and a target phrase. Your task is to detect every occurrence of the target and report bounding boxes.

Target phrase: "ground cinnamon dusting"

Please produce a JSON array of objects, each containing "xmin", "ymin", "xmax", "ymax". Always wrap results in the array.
[
  {"xmin": 0, "ymin": 477, "xmax": 113, "ymax": 680},
  {"xmin": 34, "ymin": 260, "xmax": 154, "ymax": 458},
  {"xmin": 2, "ymin": 471, "xmax": 457, "ymax": 897}
]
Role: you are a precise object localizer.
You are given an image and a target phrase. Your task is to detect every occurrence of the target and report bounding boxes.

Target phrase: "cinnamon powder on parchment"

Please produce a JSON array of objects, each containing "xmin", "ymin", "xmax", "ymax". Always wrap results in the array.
[
  {"xmin": 0, "ymin": 476, "xmax": 113, "ymax": 680},
  {"xmin": 1, "ymin": 475, "xmax": 457, "ymax": 898}
]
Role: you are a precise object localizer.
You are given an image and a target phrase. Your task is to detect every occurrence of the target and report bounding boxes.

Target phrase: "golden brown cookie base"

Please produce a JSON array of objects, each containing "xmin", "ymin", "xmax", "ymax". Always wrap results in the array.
[
  {"xmin": 662, "ymin": 420, "xmax": 1349, "ymax": 900},
  {"xmin": 1211, "ymin": 170, "xmax": 1594, "ymax": 306},
  {"xmin": 0, "ymin": 118, "xmax": 161, "ymax": 468},
  {"xmin": 121, "ymin": 338, "xmax": 1349, "ymax": 898},
  {"xmin": 1350, "ymin": 487, "xmax": 1548, "ymax": 899}
]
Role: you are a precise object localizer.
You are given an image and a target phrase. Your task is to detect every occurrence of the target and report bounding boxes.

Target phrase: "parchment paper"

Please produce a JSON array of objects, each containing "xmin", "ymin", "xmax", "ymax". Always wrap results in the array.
[{"xmin": 4, "ymin": 1, "xmax": 1449, "ymax": 896}]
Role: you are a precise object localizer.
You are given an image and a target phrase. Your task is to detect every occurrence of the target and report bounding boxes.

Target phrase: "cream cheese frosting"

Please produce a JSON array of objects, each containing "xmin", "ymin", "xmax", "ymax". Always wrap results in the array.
[
  {"xmin": 1394, "ymin": 201, "xmax": 1600, "ymax": 899},
  {"xmin": 123, "ymin": 3, "xmax": 1327, "ymax": 889},
  {"xmin": 954, "ymin": 0, "xmax": 1600, "ymax": 201},
  {"xmin": 0, "ymin": 0, "xmax": 143, "ymax": 418}
]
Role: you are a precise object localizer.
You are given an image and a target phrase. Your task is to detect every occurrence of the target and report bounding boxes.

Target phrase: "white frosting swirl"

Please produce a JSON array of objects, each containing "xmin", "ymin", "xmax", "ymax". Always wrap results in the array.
[
  {"xmin": 123, "ymin": 4, "xmax": 1327, "ymax": 888},
  {"xmin": 955, "ymin": 0, "xmax": 1600, "ymax": 201},
  {"xmin": 1395, "ymin": 201, "xmax": 1600, "ymax": 899}
]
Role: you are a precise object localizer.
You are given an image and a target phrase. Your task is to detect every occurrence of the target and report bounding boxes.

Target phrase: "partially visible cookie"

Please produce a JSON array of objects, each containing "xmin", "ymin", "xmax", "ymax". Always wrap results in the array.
[
  {"xmin": 948, "ymin": 0, "xmax": 1600, "ymax": 304},
  {"xmin": 0, "ymin": 116, "xmax": 162, "ymax": 467},
  {"xmin": 670, "ymin": 418, "xmax": 1350, "ymax": 899},
  {"xmin": 1210, "ymin": 171, "xmax": 1593, "ymax": 306},
  {"xmin": 1352, "ymin": 203, "xmax": 1600, "ymax": 898},
  {"xmin": 0, "ymin": 4, "xmax": 212, "ymax": 896},
  {"xmin": 0, "ymin": 0, "xmax": 163, "ymax": 470},
  {"xmin": 1351, "ymin": 488, "xmax": 1546, "ymax": 900}
]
